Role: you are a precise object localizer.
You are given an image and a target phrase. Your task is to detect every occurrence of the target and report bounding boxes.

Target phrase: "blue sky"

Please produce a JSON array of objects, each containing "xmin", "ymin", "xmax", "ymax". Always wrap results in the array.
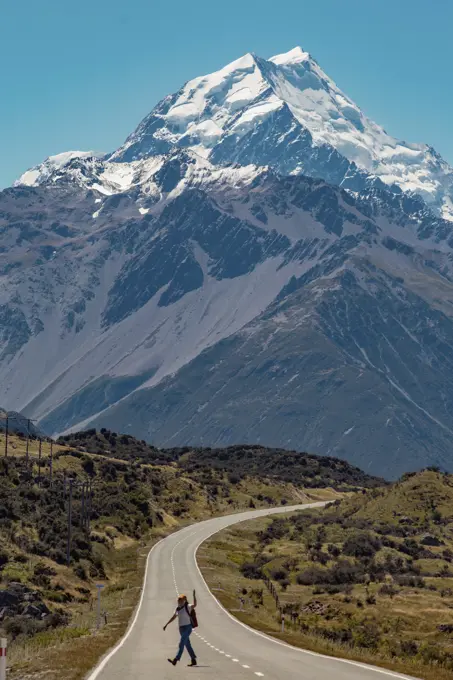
[{"xmin": 1, "ymin": 0, "xmax": 452, "ymax": 187}]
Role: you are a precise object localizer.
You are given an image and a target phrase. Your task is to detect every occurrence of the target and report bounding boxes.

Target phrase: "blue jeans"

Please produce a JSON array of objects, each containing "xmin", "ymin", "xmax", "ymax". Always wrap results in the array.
[{"xmin": 176, "ymin": 624, "xmax": 196, "ymax": 661}]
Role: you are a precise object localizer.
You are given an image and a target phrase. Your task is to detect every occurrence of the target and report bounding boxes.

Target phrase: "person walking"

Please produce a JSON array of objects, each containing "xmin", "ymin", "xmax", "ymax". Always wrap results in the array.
[{"xmin": 164, "ymin": 590, "xmax": 198, "ymax": 667}]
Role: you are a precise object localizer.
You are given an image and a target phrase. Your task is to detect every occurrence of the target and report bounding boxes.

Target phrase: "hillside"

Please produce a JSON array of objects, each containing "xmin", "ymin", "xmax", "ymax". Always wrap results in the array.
[
  {"xmin": 329, "ymin": 468, "xmax": 453, "ymax": 524},
  {"xmin": 58, "ymin": 429, "xmax": 385, "ymax": 489},
  {"xmin": 200, "ymin": 469, "xmax": 453, "ymax": 680},
  {"xmin": 0, "ymin": 428, "xmax": 353, "ymax": 679}
]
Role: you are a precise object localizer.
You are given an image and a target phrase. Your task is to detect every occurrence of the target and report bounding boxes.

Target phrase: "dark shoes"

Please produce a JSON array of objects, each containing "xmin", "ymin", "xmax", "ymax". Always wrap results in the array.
[{"xmin": 167, "ymin": 657, "xmax": 197, "ymax": 667}]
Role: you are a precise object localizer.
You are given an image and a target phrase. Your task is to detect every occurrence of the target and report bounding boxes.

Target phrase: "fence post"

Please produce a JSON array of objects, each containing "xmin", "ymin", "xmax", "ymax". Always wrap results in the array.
[
  {"xmin": 49, "ymin": 440, "xmax": 53, "ymax": 487},
  {"xmin": 96, "ymin": 584, "xmax": 104, "ymax": 630},
  {"xmin": 26, "ymin": 419, "xmax": 30, "ymax": 466},
  {"xmin": 87, "ymin": 482, "xmax": 92, "ymax": 533},
  {"xmin": 81, "ymin": 482, "xmax": 86, "ymax": 528},
  {"xmin": 4, "ymin": 416, "xmax": 8, "ymax": 458},
  {"xmin": 0, "ymin": 638, "xmax": 6, "ymax": 680},
  {"xmin": 281, "ymin": 615, "xmax": 285, "ymax": 633},
  {"xmin": 66, "ymin": 480, "xmax": 73, "ymax": 566},
  {"xmin": 37, "ymin": 438, "xmax": 42, "ymax": 486}
]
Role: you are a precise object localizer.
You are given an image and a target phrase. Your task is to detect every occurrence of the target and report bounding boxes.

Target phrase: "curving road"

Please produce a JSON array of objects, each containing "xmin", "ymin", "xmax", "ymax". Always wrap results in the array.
[{"xmin": 87, "ymin": 504, "xmax": 418, "ymax": 680}]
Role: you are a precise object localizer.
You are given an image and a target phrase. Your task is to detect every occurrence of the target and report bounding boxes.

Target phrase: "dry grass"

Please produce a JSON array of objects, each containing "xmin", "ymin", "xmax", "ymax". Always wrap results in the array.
[
  {"xmin": 0, "ymin": 432, "xmax": 343, "ymax": 679},
  {"xmin": 7, "ymin": 533, "xmax": 160, "ymax": 679},
  {"xmin": 199, "ymin": 514, "xmax": 453, "ymax": 680}
]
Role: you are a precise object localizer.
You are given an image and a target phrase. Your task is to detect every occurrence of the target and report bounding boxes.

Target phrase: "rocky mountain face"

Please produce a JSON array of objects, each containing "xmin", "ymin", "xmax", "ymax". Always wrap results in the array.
[{"xmin": 3, "ymin": 47, "xmax": 453, "ymax": 478}]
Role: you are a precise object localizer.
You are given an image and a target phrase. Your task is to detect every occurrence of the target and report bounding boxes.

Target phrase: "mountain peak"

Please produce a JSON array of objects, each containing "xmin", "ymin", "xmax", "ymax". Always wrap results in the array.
[
  {"xmin": 14, "ymin": 47, "xmax": 453, "ymax": 221},
  {"xmin": 221, "ymin": 51, "xmax": 258, "ymax": 70},
  {"xmin": 270, "ymin": 46, "xmax": 309, "ymax": 65}
]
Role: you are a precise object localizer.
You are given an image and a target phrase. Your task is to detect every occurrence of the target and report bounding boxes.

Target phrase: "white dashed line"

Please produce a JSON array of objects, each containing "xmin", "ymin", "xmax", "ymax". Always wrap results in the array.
[
  {"xmin": 170, "ymin": 532, "xmax": 262, "ymax": 677},
  {"xmin": 255, "ymin": 674, "xmax": 264, "ymax": 677}
]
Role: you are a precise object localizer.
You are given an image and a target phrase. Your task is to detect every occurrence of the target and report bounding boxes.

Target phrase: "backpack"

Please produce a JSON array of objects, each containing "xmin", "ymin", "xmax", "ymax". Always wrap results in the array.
[{"xmin": 185, "ymin": 602, "xmax": 198, "ymax": 629}]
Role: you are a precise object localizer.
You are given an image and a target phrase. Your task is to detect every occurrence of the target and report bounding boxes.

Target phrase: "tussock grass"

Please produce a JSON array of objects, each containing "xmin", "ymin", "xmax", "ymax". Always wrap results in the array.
[
  {"xmin": 0, "ymin": 430, "xmax": 342, "ymax": 679},
  {"xmin": 200, "ymin": 473, "xmax": 453, "ymax": 680}
]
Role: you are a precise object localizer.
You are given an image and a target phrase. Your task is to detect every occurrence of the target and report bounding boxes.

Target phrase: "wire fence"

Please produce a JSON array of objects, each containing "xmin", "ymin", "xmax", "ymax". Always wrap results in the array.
[
  {"xmin": 0, "ymin": 412, "xmax": 52, "ymax": 459},
  {"xmin": 0, "ymin": 413, "xmax": 94, "ymax": 566}
]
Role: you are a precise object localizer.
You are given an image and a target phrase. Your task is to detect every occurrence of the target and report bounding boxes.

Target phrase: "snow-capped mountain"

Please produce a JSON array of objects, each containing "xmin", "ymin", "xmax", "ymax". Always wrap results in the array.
[
  {"xmin": 3, "ymin": 47, "xmax": 453, "ymax": 478},
  {"xmin": 108, "ymin": 47, "xmax": 453, "ymax": 221},
  {"xmin": 19, "ymin": 48, "xmax": 453, "ymax": 221}
]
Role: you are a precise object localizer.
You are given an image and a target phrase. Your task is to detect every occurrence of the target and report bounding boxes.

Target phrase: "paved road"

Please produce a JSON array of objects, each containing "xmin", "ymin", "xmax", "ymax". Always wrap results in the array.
[{"xmin": 87, "ymin": 504, "xmax": 418, "ymax": 680}]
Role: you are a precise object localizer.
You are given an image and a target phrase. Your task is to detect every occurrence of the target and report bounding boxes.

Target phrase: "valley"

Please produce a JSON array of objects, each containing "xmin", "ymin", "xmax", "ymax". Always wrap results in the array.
[
  {"xmin": 0, "ymin": 428, "xmax": 371, "ymax": 679},
  {"xmin": 2, "ymin": 6, "xmax": 453, "ymax": 680}
]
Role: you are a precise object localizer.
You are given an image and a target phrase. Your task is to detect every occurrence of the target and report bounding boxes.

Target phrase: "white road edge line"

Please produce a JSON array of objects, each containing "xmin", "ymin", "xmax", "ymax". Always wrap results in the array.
[
  {"xmin": 85, "ymin": 504, "xmax": 417, "ymax": 680},
  {"xmin": 85, "ymin": 534, "xmax": 165, "ymax": 680},
  {"xmin": 193, "ymin": 505, "xmax": 419, "ymax": 680},
  {"xmin": 86, "ymin": 526, "xmax": 198, "ymax": 680}
]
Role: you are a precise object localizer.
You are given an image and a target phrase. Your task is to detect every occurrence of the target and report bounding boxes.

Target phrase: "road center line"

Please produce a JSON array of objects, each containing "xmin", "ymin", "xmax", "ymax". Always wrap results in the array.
[{"xmin": 192, "ymin": 503, "xmax": 417, "ymax": 680}]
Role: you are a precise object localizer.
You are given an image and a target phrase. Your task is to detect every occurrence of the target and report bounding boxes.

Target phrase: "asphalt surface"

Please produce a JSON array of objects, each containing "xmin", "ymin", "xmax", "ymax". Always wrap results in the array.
[{"xmin": 87, "ymin": 503, "xmax": 418, "ymax": 680}]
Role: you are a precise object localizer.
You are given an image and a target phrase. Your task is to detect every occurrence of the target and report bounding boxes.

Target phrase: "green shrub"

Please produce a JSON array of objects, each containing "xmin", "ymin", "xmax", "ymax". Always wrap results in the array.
[
  {"xmin": 270, "ymin": 567, "xmax": 289, "ymax": 582},
  {"xmin": 329, "ymin": 560, "xmax": 364, "ymax": 584},
  {"xmin": 241, "ymin": 561, "xmax": 264, "ymax": 579},
  {"xmin": 0, "ymin": 548, "xmax": 8, "ymax": 567},
  {"xmin": 296, "ymin": 566, "xmax": 326, "ymax": 585},
  {"xmin": 352, "ymin": 622, "xmax": 380, "ymax": 649},
  {"xmin": 73, "ymin": 564, "xmax": 87, "ymax": 581},
  {"xmin": 327, "ymin": 544, "xmax": 340, "ymax": 558},
  {"xmin": 343, "ymin": 532, "xmax": 381, "ymax": 559}
]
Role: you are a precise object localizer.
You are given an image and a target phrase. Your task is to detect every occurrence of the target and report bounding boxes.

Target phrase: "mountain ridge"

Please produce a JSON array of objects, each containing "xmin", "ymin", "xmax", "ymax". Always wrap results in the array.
[
  {"xmin": 3, "ymin": 47, "xmax": 453, "ymax": 477},
  {"xmin": 17, "ymin": 46, "xmax": 453, "ymax": 221}
]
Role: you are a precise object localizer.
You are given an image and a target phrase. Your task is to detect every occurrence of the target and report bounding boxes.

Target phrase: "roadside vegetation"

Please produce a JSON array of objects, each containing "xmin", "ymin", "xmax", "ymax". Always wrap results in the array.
[
  {"xmin": 0, "ymin": 427, "xmax": 376, "ymax": 679},
  {"xmin": 199, "ymin": 469, "xmax": 453, "ymax": 680},
  {"xmin": 59, "ymin": 429, "xmax": 385, "ymax": 490}
]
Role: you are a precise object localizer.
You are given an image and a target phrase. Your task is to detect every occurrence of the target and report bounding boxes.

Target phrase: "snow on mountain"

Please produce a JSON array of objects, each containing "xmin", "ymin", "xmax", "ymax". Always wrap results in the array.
[
  {"xmin": 14, "ymin": 147, "xmax": 267, "ymax": 205},
  {"xmin": 4, "ymin": 145, "xmax": 453, "ymax": 477},
  {"xmin": 109, "ymin": 46, "xmax": 453, "ymax": 221},
  {"xmin": 0, "ymin": 158, "xmax": 340, "ymax": 433},
  {"xmin": 17, "ymin": 151, "xmax": 102, "ymax": 187},
  {"xmin": 5, "ymin": 47, "xmax": 453, "ymax": 476}
]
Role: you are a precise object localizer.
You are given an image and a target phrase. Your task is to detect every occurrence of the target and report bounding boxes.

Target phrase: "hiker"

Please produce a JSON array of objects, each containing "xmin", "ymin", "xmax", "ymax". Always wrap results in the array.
[{"xmin": 164, "ymin": 590, "xmax": 198, "ymax": 667}]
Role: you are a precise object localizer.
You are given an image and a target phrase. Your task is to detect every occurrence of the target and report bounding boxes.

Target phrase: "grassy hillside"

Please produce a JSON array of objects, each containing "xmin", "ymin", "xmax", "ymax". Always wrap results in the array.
[
  {"xmin": 200, "ymin": 469, "xmax": 453, "ymax": 680},
  {"xmin": 59, "ymin": 429, "xmax": 385, "ymax": 490},
  {"xmin": 0, "ymin": 428, "xmax": 349, "ymax": 679}
]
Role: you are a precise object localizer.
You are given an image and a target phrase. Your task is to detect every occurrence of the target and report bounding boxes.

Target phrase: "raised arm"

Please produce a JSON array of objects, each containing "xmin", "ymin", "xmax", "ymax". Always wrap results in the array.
[{"xmin": 163, "ymin": 613, "xmax": 177, "ymax": 631}]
